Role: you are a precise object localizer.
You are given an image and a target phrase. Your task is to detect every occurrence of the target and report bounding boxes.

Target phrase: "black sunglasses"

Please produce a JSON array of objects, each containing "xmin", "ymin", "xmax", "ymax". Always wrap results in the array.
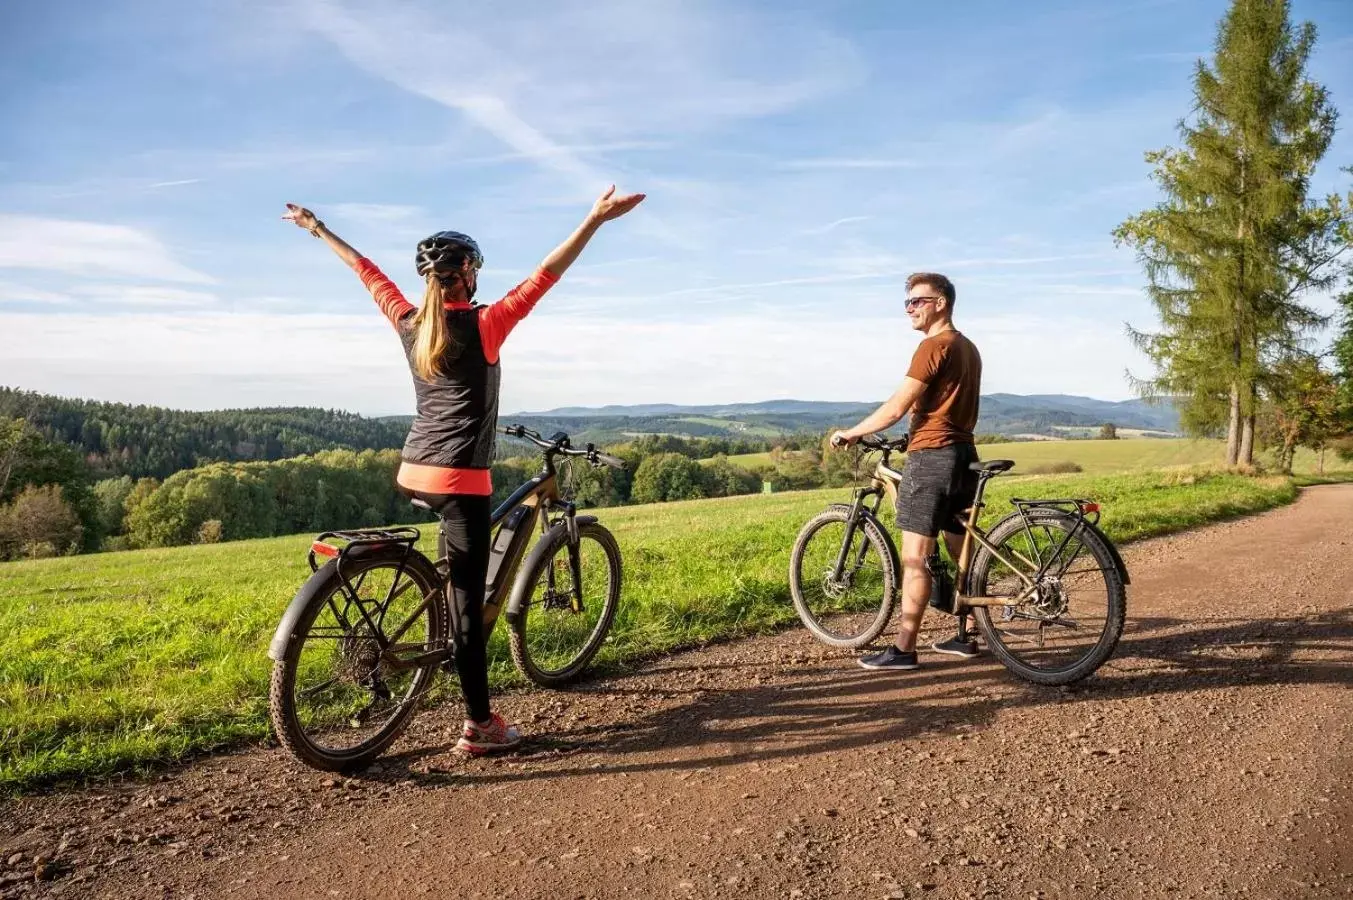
[{"xmin": 905, "ymin": 295, "xmax": 941, "ymax": 311}]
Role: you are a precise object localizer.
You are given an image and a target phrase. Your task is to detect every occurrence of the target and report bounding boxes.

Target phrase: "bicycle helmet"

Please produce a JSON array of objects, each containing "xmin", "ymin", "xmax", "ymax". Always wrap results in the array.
[{"xmin": 415, "ymin": 231, "xmax": 483, "ymax": 277}]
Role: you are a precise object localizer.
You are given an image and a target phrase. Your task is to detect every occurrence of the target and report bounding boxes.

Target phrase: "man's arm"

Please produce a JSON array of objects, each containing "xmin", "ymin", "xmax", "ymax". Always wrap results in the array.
[{"xmin": 832, "ymin": 377, "xmax": 927, "ymax": 446}]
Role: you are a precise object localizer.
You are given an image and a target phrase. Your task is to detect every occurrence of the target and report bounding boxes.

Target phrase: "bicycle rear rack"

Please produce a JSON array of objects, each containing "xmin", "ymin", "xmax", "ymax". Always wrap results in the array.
[
  {"xmin": 307, "ymin": 526, "xmax": 421, "ymax": 573},
  {"xmin": 1010, "ymin": 498, "xmax": 1101, "ymax": 526}
]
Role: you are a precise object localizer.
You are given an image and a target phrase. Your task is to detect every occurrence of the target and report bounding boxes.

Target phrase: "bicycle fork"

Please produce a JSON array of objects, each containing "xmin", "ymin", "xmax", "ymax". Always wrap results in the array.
[
  {"xmin": 830, "ymin": 491, "xmax": 881, "ymax": 582},
  {"xmin": 544, "ymin": 501, "xmax": 586, "ymax": 613}
]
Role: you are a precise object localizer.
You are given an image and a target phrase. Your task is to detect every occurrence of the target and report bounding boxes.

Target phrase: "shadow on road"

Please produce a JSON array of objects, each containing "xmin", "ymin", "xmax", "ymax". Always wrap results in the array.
[{"xmin": 365, "ymin": 606, "xmax": 1353, "ymax": 788}]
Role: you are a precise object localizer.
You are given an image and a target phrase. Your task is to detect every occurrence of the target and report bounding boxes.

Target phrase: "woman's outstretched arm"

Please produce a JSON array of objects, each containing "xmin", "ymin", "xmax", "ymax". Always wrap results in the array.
[
  {"xmin": 282, "ymin": 203, "xmax": 363, "ymax": 269},
  {"xmin": 540, "ymin": 186, "xmax": 646, "ymax": 277},
  {"xmin": 282, "ymin": 203, "xmax": 414, "ymax": 324},
  {"xmin": 478, "ymin": 186, "xmax": 645, "ymax": 359}
]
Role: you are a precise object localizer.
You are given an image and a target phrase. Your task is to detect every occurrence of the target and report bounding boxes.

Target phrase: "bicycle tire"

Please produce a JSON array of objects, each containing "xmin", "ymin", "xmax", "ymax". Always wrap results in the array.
[
  {"xmin": 789, "ymin": 506, "xmax": 898, "ymax": 649},
  {"xmin": 269, "ymin": 552, "xmax": 446, "ymax": 772},
  {"xmin": 509, "ymin": 520, "xmax": 622, "ymax": 687},
  {"xmin": 969, "ymin": 511, "xmax": 1126, "ymax": 686}
]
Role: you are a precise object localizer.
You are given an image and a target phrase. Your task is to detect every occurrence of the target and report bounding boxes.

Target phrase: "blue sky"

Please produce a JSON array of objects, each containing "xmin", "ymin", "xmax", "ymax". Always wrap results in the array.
[{"xmin": 1, "ymin": 0, "xmax": 1350, "ymax": 415}]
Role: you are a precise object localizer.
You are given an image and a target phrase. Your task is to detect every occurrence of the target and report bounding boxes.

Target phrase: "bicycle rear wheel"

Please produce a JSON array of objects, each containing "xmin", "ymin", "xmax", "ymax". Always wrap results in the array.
[
  {"xmin": 969, "ymin": 511, "xmax": 1125, "ymax": 685},
  {"xmin": 269, "ymin": 553, "xmax": 446, "ymax": 772},
  {"xmin": 789, "ymin": 507, "xmax": 898, "ymax": 649},
  {"xmin": 509, "ymin": 520, "xmax": 622, "ymax": 687}
]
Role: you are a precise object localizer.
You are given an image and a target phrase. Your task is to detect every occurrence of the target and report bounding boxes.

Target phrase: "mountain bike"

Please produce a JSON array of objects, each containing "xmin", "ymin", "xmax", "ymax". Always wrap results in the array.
[
  {"xmin": 268, "ymin": 425, "xmax": 626, "ymax": 772},
  {"xmin": 789, "ymin": 434, "xmax": 1129, "ymax": 685}
]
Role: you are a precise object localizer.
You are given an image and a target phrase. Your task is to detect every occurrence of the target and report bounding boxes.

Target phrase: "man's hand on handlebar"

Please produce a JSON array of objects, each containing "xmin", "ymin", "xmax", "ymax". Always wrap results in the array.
[{"xmin": 830, "ymin": 430, "xmax": 859, "ymax": 449}]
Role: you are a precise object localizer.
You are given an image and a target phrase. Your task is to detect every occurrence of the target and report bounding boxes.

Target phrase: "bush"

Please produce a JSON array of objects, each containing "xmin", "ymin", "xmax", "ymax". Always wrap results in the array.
[
  {"xmin": 0, "ymin": 484, "xmax": 84, "ymax": 560},
  {"xmin": 101, "ymin": 535, "xmax": 132, "ymax": 553},
  {"xmin": 632, "ymin": 453, "xmax": 709, "ymax": 503},
  {"xmin": 704, "ymin": 456, "xmax": 761, "ymax": 498},
  {"xmin": 21, "ymin": 541, "xmax": 59, "ymax": 560},
  {"xmin": 1025, "ymin": 461, "xmax": 1084, "ymax": 475},
  {"xmin": 196, "ymin": 519, "xmax": 224, "ymax": 544},
  {"xmin": 93, "ymin": 476, "xmax": 135, "ymax": 537}
]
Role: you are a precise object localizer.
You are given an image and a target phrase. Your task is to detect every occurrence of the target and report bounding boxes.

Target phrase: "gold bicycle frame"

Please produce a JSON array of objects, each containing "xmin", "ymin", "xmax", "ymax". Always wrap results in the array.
[{"xmin": 870, "ymin": 458, "xmax": 1042, "ymax": 610}]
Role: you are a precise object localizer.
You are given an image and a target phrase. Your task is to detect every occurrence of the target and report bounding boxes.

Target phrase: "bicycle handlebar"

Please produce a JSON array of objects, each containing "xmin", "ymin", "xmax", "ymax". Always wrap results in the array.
[
  {"xmin": 499, "ymin": 424, "xmax": 627, "ymax": 470},
  {"xmin": 831, "ymin": 432, "xmax": 910, "ymax": 452}
]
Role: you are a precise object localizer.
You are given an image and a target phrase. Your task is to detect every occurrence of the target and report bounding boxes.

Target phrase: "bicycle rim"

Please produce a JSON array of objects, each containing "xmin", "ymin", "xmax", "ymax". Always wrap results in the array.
[
  {"xmin": 279, "ymin": 559, "xmax": 442, "ymax": 762},
  {"xmin": 511, "ymin": 524, "xmax": 620, "ymax": 685},
  {"xmin": 790, "ymin": 510, "xmax": 896, "ymax": 648}
]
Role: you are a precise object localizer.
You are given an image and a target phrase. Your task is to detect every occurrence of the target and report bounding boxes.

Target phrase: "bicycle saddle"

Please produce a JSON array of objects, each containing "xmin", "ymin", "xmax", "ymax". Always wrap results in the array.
[{"xmin": 970, "ymin": 459, "xmax": 1015, "ymax": 473}]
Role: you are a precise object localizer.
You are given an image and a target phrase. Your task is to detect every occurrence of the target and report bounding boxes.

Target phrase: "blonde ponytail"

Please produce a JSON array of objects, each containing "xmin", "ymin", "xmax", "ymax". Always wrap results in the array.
[{"xmin": 410, "ymin": 276, "xmax": 453, "ymax": 380}]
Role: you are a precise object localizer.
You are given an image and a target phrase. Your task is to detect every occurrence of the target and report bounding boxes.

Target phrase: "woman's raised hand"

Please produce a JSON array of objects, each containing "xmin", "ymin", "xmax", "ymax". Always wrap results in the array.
[
  {"xmin": 587, "ymin": 186, "xmax": 646, "ymax": 224},
  {"xmin": 282, "ymin": 203, "xmax": 320, "ymax": 232}
]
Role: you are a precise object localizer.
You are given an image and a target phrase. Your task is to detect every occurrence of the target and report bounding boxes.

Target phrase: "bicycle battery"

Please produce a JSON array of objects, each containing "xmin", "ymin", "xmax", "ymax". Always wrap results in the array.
[
  {"xmin": 926, "ymin": 552, "xmax": 957, "ymax": 615},
  {"xmin": 484, "ymin": 504, "xmax": 534, "ymax": 626}
]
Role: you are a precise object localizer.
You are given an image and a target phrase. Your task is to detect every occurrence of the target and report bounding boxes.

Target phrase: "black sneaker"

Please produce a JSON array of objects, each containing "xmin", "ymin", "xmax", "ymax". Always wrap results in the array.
[
  {"xmin": 931, "ymin": 635, "xmax": 979, "ymax": 659},
  {"xmin": 857, "ymin": 646, "xmax": 921, "ymax": 670}
]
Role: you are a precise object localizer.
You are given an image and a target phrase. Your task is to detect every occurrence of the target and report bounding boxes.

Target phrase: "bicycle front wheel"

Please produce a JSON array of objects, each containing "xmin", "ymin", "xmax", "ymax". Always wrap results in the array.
[
  {"xmin": 269, "ymin": 553, "xmax": 446, "ymax": 772},
  {"xmin": 789, "ymin": 507, "xmax": 898, "ymax": 649},
  {"xmin": 969, "ymin": 512, "xmax": 1126, "ymax": 685},
  {"xmin": 509, "ymin": 521, "xmax": 622, "ymax": 687}
]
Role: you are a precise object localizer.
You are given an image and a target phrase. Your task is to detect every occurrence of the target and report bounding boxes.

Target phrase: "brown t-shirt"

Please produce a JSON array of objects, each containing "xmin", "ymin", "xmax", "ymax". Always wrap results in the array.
[{"xmin": 905, "ymin": 330, "xmax": 982, "ymax": 450}]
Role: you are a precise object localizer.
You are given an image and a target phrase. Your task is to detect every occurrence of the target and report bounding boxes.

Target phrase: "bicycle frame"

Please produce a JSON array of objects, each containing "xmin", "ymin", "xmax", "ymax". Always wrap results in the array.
[
  {"xmin": 461, "ymin": 458, "xmax": 582, "ymax": 630},
  {"xmin": 855, "ymin": 454, "xmax": 1104, "ymax": 612}
]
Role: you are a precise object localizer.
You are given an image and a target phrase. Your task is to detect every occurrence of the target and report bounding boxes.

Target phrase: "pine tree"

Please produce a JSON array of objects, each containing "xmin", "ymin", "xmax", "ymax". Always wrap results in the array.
[{"xmin": 1114, "ymin": 0, "xmax": 1350, "ymax": 465}]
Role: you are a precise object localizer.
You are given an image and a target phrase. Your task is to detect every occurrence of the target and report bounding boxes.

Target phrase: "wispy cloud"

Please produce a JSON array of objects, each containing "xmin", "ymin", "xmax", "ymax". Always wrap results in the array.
[
  {"xmin": 0, "ymin": 282, "xmax": 72, "ymax": 305},
  {"xmin": 76, "ymin": 284, "xmax": 220, "ymax": 308},
  {"xmin": 778, "ymin": 158, "xmax": 929, "ymax": 171},
  {"xmin": 799, "ymin": 216, "xmax": 871, "ymax": 235},
  {"xmin": 300, "ymin": 0, "xmax": 860, "ymax": 189},
  {"xmin": 327, "ymin": 203, "xmax": 426, "ymax": 226},
  {"xmin": 0, "ymin": 215, "xmax": 215, "ymax": 284},
  {"xmin": 148, "ymin": 178, "xmax": 202, "ymax": 189}
]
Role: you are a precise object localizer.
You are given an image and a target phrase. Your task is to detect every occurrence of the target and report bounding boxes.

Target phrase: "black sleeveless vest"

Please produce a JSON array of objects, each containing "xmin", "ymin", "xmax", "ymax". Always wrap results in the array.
[{"xmin": 397, "ymin": 307, "xmax": 500, "ymax": 469}]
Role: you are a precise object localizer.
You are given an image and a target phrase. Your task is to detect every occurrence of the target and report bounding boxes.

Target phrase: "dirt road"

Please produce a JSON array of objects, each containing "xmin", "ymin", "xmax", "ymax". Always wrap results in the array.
[{"xmin": 4, "ymin": 485, "xmax": 1351, "ymax": 900}]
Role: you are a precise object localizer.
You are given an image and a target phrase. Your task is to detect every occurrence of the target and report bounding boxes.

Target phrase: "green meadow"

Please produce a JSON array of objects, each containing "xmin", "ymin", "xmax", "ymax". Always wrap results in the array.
[
  {"xmin": 720, "ymin": 437, "xmax": 1349, "ymax": 477},
  {"xmin": 0, "ymin": 464, "xmax": 1327, "ymax": 792}
]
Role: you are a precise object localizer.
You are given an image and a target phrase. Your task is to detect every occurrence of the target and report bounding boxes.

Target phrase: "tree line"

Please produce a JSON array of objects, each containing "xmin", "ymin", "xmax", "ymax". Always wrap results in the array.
[
  {"xmin": 0, "ymin": 387, "xmax": 410, "ymax": 480},
  {"xmin": 0, "ymin": 420, "xmax": 892, "ymax": 558}
]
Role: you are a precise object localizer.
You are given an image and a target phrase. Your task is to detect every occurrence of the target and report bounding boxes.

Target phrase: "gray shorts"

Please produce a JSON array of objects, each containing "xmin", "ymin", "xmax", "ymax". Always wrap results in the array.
[{"xmin": 895, "ymin": 444, "xmax": 979, "ymax": 537}]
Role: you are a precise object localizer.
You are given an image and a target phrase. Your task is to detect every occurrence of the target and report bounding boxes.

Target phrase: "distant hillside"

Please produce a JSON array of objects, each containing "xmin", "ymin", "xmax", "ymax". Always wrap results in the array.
[
  {"xmin": 3, "ymin": 386, "xmax": 1179, "ymax": 481},
  {"xmin": 502, "ymin": 395, "xmax": 1180, "ymax": 445},
  {"xmin": 0, "ymin": 387, "xmax": 407, "ymax": 480}
]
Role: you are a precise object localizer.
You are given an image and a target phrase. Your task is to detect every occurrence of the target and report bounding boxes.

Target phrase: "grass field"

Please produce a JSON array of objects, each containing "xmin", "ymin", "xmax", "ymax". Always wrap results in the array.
[
  {"xmin": 0, "ymin": 467, "xmax": 1325, "ymax": 792},
  {"xmin": 718, "ymin": 438, "xmax": 1351, "ymax": 477}
]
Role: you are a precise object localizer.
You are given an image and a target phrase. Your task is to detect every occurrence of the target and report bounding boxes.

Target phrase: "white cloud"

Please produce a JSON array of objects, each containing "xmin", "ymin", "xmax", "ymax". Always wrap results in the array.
[
  {"xmin": 0, "ymin": 282, "xmax": 72, "ymax": 305},
  {"xmin": 0, "ymin": 305, "xmax": 1142, "ymax": 415},
  {"xmin": 0, "ymin": 215, "xmax": 215, "ymax": 284},
  {"xmin": 76, "ymin": 285, "xmax": 220, "ymax": 307}
]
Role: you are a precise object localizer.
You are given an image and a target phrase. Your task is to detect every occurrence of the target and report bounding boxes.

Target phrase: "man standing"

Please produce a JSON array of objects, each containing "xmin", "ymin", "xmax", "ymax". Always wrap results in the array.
[{"xmin": 831, "ymin": 272, "xmax": 983, "ymax": 670}]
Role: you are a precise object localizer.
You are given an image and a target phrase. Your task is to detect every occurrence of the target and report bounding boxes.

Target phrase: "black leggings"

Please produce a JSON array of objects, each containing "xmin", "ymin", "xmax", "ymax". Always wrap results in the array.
[{"xmin": 406, "ymin": 490, "xmax": 493, "ymax": 723}]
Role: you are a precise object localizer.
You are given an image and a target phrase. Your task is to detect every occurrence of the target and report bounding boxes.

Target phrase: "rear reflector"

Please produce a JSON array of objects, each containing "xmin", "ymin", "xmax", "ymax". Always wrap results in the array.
[
  {"xmin": 1081, "ymin": 502, "xmax": 1100, "ymax": 515},
  {"xmin": 311, "ymin": 541, "xmax": 340, "ymax": 558}
]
